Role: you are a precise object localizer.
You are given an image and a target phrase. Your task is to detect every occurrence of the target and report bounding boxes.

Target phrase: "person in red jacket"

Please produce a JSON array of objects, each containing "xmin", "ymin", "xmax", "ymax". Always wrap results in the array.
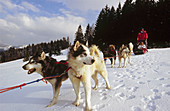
[{"xmin": 137, "ymin": 28, "xmax": 148, "ymax": 47}]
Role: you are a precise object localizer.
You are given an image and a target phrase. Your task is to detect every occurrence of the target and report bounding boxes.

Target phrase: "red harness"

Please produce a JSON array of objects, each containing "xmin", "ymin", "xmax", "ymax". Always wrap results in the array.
[
  {"xmin": 56, "ymin": 61, "xmax": 81, "ymax": 79},
  {"xmin": 56, "ymin": 61, "xmax": 68, "ymax": 65}
]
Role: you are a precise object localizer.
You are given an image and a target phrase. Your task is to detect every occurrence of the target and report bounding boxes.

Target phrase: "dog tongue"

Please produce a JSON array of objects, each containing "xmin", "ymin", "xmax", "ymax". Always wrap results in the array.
[{"xmin": 28, "ymin": 68, "xmax": 36, "ymax": 74}]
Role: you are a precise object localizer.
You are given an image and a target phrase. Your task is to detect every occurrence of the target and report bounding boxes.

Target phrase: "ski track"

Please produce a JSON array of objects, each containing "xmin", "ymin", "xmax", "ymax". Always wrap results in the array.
[{"xmin": 0, "ymin": 48, "xmax": 170, "ymax": 111}]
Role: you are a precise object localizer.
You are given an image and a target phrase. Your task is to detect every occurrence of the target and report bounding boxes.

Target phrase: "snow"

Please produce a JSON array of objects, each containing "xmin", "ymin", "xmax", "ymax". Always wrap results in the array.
[{"xmin": 0, "ymin": 48, "xmax": 170, "ymax": 111}]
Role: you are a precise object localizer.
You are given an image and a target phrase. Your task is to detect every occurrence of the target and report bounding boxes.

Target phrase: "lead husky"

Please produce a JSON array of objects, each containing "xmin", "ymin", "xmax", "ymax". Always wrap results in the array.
[
  {"xmin": 118, "ymin": 42, "xmax": 133, "ymax": 68},
  {"xmin": 67, "ymin": 41, "xmax": 110, "ymax": 111},
  {"xmin": 22, "ymin": 52, "xmax": 68, "ymax": 107}
]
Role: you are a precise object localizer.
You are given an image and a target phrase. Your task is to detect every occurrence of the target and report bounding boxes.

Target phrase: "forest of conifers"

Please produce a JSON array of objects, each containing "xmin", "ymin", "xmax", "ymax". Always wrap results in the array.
[
  {"xmin": 93, "ymin": 0, "xmax": 169, "ymax": 48},
  {"xmin": 1, "ymin": 0, "xmax": 169, "ymax": 63}
]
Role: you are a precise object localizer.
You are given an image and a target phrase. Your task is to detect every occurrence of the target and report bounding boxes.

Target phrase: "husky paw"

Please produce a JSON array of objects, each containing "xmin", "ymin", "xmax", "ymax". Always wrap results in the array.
[
  {"xmin": 46, "ymin": 100, "xmax": 57, "ymax": 107},
  {"xmin": 106, "ymin": 86, "xmax": 111, "ymax": 89},
  {"xmin": 72, "ymin": 101, "xmax": 80, "ymax": 106},
  {"xmin": 111, "ymin": 65, "xmax": 114, "ymax": 68},
  {"xmin": 85, "ymin": 107, "xmax": 92, "ymax": 111},
  {"xmin": 118, "ymin": 66, "xmax": 121, "ymax": 68},
  {"xmin": 93, "ymin": 86, "xmax": 98, "ymax": 90},
  {"xmin": 46, "ymin": 104, "xmax": 52, "ymax": 108},
  {"xmin": 46, "ymin": 103, "xmax": 56, "ymax": 107}
]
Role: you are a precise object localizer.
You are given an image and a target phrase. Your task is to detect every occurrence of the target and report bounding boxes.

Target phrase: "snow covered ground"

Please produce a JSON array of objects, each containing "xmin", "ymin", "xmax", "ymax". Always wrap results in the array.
[{"xmin": 0, "ymin": 48, "xmax": 170, "ymax": 111}]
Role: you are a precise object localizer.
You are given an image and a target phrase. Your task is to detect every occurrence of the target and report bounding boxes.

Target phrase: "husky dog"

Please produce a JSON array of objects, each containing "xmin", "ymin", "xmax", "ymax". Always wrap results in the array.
[
  {"xmin": 103, "ymin": 44, "xmax": 116, "ymax": 67},
  {"xmin": 67, "ymin": 41, "xmax": 110, "ymax": 111},
  {"xmin": 118, "ymin": 42, "xmax": 133, "ymax": 68},
  {"xmin": 22, "ymin": 52, "xmax": 68, "ymax": 107}
]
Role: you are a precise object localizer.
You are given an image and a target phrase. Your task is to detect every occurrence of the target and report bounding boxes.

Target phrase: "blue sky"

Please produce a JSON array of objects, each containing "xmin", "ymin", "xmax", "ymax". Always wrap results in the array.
[{"xmin": 0, "ymin": 0, "xmax": 125, "ymax": 46}]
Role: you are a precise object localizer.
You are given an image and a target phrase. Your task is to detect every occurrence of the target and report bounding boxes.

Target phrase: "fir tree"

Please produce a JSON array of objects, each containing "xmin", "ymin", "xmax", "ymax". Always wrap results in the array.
[
  {"xmin": 84, "ymin": 24, "xmax": 94, "ymax": 46},
  {"xmin": 74, "ymin": 25, "xmax": 85, "ymax": 44},
  {"xmin": 23, "ymin": 49, "xmax": 30, "ymax": 62}
]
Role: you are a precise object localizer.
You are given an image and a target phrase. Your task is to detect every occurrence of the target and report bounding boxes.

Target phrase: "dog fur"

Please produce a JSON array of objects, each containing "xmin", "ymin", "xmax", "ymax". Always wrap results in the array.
[
  {"xmin": 118, "ymin": 42, "xmax": 133, "ymax": 68},
  {"xmin": 67, "ymin": 41, "xmax": 110, "ymax": 111},
  {"xmin": 103, "ymin": 44, "xmax": 117, "ymax": 67},
  {"xmin": 22, "ymin": 52, "xmax": 68, "ymax": 107}
]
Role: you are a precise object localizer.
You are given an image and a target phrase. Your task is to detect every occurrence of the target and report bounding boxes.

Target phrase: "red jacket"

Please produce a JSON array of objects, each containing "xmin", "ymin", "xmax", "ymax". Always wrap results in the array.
[{"xmin": 137, "ymin": 31, "xmax": 148, "ymax": 43}]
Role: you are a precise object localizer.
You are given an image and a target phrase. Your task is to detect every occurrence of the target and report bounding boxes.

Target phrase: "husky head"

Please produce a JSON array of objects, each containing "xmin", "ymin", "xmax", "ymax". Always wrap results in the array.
[
  {"xmin": 119, "ymin": 44, "xmax": 130, "ymax": 55},
  {"xmin": 109, "ymin": 44, "xmax": 115, "ymax": 50},
  {"xmin": 22, "ymin": 52, "xmax": 46, "ymax": 74},
  {"xmin": 69, "ymin": 41, "xmax": 95, "ymax": 65}
]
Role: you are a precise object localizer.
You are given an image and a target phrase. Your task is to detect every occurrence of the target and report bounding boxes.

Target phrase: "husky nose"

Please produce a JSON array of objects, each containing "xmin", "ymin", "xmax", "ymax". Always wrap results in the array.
[
  {"xmin": 91, "ymin": 59, "xmax": 95, "ymax": 64},
  {"xmin": 22, "ymin": 65, "xmax": 26, "ymax": 70}
]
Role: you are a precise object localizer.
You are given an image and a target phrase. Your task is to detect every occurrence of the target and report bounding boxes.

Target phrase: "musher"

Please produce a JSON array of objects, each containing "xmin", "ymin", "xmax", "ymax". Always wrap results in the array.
[{"xmin": 137, "ymin": 27, "xmax": 148, "ymax": 47}]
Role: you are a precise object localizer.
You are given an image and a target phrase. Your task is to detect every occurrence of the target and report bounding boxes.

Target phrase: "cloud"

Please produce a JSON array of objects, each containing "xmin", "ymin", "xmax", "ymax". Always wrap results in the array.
[
  {"xmin": 0, "ymin": 0, "xmax": 127, "ymax": 46},
  {"xmin": 49, "ymin": 0, "xmax": 126, "ymax": 25},
  {"xmin": 0, "ymin": 0, "xmax": 86, "ymax": 46},
  {"xmin": 0, "ymin": 0, "xmax": 24, "ymax": 12},
  {"xmin": 21, "ymin": 1, "xmax": 40, "ymax": 12},
  {"xmin": 0, "ymin": 12, "xmax": 86, "ymax": 45},
  {"xmin": 52, "ymin": 0, "xmax": 125, "ymax": 11}
]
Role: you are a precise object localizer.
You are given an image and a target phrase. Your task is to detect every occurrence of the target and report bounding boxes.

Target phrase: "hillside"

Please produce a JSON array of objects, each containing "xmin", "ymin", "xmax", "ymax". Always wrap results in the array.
[{"xmin": 0, "ymin": 48, "xmax": 170, "ymax": 111}]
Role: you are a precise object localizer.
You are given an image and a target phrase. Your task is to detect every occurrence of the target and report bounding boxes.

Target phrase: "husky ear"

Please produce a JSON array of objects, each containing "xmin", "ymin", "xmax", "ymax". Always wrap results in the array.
[
  {"xmin": 40, "ymin": 51, "xmax": 46, "ymax": 60},
  {"xmin": 85, "ymin": 41, "xmax": 89, "ymax": 47},
  {"xmin": 73, "ymin": 41, "xmax": 80, "ymax": 51},
  {"xmin": 122, "ymin": 44, "xmax": 124, "ymax": 48}
]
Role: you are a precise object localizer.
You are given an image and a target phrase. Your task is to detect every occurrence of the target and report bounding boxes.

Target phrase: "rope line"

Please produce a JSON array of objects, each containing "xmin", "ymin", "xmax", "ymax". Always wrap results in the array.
[{"xmin": 0, "ymin": 62, "xmax": 70, "ymax": 94}]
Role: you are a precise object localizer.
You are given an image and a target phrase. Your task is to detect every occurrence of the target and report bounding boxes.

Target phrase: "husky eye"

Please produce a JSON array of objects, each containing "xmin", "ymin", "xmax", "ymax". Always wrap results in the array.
[
  {"xmin": 31, "ymin": 61, "xmax": 36, "ymax": 64},
  {"xmin": 29, "ymin": 59, "xmax": 36, "ymax": 64},
  {"xmin": 80, "ymin": 53, "xmax": 87, "ymax": 57},
  {"xmin": 83, "ymin": 53, "xmax": 87, "ymax": 56},
  {"xmin": 30, "ymin": 59, "xmax": 33, "ymax": 62}
]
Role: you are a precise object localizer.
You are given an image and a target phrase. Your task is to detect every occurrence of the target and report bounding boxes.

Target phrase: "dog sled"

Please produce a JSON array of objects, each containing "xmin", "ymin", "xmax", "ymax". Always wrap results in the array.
[{"xmin": 133, "ymin": 41, "xmax": 147, "ymax": 55}]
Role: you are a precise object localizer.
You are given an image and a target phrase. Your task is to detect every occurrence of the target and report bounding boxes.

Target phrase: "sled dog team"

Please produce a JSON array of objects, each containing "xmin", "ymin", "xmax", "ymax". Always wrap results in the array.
[
  {"xmin": 23, "ymin": 41, "xmax": 133, "ymax": 111},
  {"xmin": 103, "ymin": 42, "xmax": 133, "ymax": 68}
]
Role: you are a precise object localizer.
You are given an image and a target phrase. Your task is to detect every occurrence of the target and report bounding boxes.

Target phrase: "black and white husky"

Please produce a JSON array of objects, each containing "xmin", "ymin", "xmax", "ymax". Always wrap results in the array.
[
  {"xmin": 67, "ymin": 41, "xmax": 110, "ymax": 111},
  {"xmin": 22, "ymin": 52, "xmax": 68, "ymax": 107},
  {"xmin": 118, "ymin": 42, "xmax": 134, "ymax": 68}
]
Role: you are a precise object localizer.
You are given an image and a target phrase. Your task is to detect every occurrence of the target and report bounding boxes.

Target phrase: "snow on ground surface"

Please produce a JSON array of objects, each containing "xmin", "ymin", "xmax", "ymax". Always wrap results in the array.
[{"xmin": 0, "ymin": 48, "xmax": 170, "ymax": 111}]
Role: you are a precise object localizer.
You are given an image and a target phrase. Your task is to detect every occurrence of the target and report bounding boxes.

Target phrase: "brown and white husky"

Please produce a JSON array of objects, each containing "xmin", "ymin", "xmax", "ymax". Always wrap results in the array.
[{"xmin": 118, "ymin": 42, "xmax": 134, "ymax": 68}]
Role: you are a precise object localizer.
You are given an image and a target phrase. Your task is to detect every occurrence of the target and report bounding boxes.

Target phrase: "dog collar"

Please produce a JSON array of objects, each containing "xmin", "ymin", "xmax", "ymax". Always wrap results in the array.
[
  {"xmin": 75, "ymin": 75, "xmax": 82, "ymax": 79},
  {"xmin": 69, "ymin": 67, "xmax": 82, "ymax": 79}
]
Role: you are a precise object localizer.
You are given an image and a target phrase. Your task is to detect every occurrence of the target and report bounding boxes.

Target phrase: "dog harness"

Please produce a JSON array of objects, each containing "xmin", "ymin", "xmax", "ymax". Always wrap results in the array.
[{"xmin": 69, "ymin": 67, "xmax": 82, "ymax": 79}]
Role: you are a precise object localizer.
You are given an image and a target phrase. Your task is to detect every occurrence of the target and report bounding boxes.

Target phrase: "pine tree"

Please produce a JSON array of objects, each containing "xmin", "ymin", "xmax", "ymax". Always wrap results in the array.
[
  {"xmin": 23, "ymin": 49, "xmax": 30, "ymax": 62},
  {"xmin": 116, "ymin": 2, "xmax": 122, "ymax": 19},
  {"xmin": 94, "ymin": 8, "xmax": 105, "ymax": 45},
  {"xmin": 84, "ymin": 24, "xmax": 90, "ymax": 41},
  {"xmin": 84, "ymin": 24, "xmax": 94, "ymax": 46},
  {"xmin": 74, "ymin": 25, "xmax": 85, "ymax": 44},
  {"xmin": 94, "ymin": 5, "xmax": 112, "ymax": 46},
  {"xmin": 122, "ymin": 0, "xmax": 133, "ymax": 15}
]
